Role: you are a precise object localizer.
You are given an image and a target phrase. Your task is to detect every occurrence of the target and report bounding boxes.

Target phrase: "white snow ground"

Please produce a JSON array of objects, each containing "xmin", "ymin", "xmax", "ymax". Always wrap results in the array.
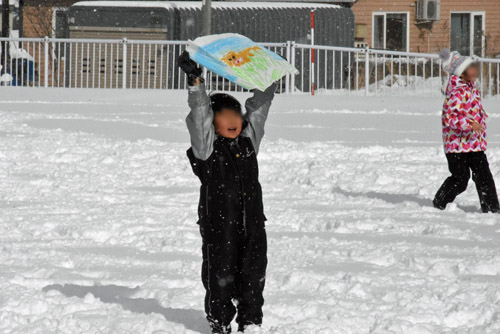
[{"xmin": 1, "ymin": 88, "xmax": 500, "ymax": 334}]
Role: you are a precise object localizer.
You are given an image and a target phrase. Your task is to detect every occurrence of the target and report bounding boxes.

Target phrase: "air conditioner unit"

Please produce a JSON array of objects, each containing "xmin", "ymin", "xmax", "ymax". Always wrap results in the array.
[{"xmin": 416, "ymin": 0, "xmax": 440, "ymax": 21}]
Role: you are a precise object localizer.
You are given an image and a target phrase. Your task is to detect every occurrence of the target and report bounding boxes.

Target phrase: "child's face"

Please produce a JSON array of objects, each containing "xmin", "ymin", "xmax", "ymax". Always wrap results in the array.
[
  {"xmin": 462, "ymin": 63, "xmax": 479, "ymax": 82},
  {"xmin": 214, "ymin": 108, "xmax": 243, "ymax": 139}
]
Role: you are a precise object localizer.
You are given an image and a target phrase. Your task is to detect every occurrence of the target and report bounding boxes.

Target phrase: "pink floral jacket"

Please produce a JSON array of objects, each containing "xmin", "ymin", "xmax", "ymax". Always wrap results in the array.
[{"xmin": 442, "ymin": 75, "xmax": 487, "ymax": 153}]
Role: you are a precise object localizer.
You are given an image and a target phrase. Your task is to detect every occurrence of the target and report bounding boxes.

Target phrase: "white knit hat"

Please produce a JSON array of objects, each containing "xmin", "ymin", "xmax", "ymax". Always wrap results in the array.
[{"xmin": 440, "ymin": 48, "xmax": 474, "ymax": 76}]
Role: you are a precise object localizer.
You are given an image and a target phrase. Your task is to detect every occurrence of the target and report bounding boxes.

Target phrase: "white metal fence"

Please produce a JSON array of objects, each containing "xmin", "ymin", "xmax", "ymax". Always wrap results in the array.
[{"xmin": 1, "ymin": 37, "xmax": 500, "ymax": 97}]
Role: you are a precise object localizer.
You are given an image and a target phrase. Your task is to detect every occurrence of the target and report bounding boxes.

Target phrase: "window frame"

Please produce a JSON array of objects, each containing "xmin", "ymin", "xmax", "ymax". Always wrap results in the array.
[
  {"xmin": 51, "ymin": 6, "xmax": 69, "ymax": 38},
  {"xmin": 450, "ymin": 11, "xmax": 486, "ymax": 57},
  {"xmin": 372, "ymin": 11, "xmax": 410, "ymax": 52}
]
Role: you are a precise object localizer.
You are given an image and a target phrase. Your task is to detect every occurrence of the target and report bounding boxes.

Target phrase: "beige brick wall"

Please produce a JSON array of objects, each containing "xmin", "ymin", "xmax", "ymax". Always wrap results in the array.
[
  {"xmin": 22, "ymin": 0, "xmax": 78, "ymax": 37},
  {"xmin": 352, "ymin": 0, "xmax": 500, "ymax": 57}
]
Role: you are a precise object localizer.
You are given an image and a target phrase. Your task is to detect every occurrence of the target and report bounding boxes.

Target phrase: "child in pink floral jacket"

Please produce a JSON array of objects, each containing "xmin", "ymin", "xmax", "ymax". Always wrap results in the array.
[
  {"xmin": 433, "ymin": 49, "xmax": 499, "ymax": 213},
  {"xmin": 442, "ymin": 75, "xmax": 487, "ymax": 153}
]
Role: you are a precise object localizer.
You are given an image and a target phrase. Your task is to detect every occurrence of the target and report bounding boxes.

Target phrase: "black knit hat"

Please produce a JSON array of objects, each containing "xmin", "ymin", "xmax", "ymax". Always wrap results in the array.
[{"xmin": 209, "ymin": 93, "xmax": 243, "ymax": 116}]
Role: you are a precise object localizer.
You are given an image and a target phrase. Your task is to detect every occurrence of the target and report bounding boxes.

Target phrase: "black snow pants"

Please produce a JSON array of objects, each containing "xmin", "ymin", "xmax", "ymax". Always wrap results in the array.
[
  {"xmin": 434, "ymin": 151, "xmax": 499, "ymax": 212},
  {"xmin": 200, "ymin": 219, "xmax": 267, "ymax": 328}
]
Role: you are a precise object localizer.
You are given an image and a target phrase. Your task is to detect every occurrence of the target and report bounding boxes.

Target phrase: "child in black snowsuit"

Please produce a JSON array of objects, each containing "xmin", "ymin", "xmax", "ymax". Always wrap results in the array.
[{"xmin": 178, "ymin": 52, "xmax": 275, "ymax": 334}]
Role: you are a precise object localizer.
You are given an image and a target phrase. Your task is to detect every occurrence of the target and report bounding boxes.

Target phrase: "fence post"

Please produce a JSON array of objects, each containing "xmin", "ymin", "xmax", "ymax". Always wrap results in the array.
[
  {"xmin": 310, "ymin": 10, "xmax": 315, "ymax": 96},
  {"xmin": 285, "ymin": 41, "xmax": 291, "ymax": 94},
  {"xmin": 122, "ymin": 38, "xmax": 128, "ymax": 89},
  {"xmin": 364, "ymin": 46, "xmax": 370, "ymax": 96},
  {"xmin": 44, "ymin": 36, "xmax": 49, "ymax": 88},
  {"xmin": 488, "ymin": 62, "xmax": 493, "ymax": 97},
  {"xmin": 479, "ymin": 61, "xmax": 484, "ymax": 96},
  {"xmin": 290, "ymin": 41, "xmax": 296, "ymax": 95}
]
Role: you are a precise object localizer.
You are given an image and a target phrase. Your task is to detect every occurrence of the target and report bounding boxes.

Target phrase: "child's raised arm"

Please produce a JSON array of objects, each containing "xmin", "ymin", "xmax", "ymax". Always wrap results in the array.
[
  {"xmin": 242, "ymin": 83, "xmax": 277, "ymax": 154},
  {"xmin": 185, "ymin": 81, "xmax": 216, "ymax": 161},
  {"xmin": 178, "ymin": 52, "xmax": 215, "ymax": 161}
]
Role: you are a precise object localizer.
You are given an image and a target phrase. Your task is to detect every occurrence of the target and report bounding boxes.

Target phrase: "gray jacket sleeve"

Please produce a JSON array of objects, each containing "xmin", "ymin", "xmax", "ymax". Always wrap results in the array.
[
  {"xmin": 242, "ymin": 83, "xmax": 276, "ymax": 154},
  {"xmin": 185, "ymin": 83, "xmax": 215, "ymax": 161}
]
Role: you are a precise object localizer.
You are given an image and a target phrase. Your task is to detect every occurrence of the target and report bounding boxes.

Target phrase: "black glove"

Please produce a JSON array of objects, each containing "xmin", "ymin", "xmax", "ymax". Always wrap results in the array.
[{"xmin": 177, "ymin": 51, "xmax": 204, "ymax": 86}]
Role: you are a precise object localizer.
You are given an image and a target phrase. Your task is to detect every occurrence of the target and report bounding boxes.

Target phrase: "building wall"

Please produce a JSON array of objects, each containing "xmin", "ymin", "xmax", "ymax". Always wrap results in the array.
[
  {"xmin": 20, "ymin": 0, "xmax": 78, "ymax": 87},
  {"xmin": 22, "ymin": 0, "xmax": 77, "ymax": 37},
  {"xmin": 352, "ymin": 0, "xmax": 500, "ymax": 57},
  {"xmin": 22, "ymin": 5, "xmax": 53, "ymax": 37}
]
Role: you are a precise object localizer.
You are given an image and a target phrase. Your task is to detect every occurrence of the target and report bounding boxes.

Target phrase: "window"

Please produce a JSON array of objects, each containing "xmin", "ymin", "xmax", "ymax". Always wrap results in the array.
[
  {"xmin": 52, "ymin": 8, "xmax": 69, "ymax": 38},
  {"xmin": 373, "ymin": 12, "xmax": 409, "ymax": 52},
  {"xmin": 450, "ymin": 12, "xmax": 485, "ymax": 56},
  {"xmin": 52, "ymin": 8, "xmax": 69, "ymax": 61}
]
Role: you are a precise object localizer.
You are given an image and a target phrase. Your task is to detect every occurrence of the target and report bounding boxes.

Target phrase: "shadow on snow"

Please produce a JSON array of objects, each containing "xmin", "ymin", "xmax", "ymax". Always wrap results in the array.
[
  {"xmin": 42, "ymin": 283, "xmax": 210, "ymax": 333},
  {"xmin": 334, "ymin": 187, "xmax": 480, "ymax": 213}
]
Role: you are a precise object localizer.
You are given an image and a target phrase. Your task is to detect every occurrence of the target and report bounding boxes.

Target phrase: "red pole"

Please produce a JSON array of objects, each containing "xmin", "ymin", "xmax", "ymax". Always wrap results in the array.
[{"xmin": 311, "ymin": 10, "xmax": 315, "ymax": 96}]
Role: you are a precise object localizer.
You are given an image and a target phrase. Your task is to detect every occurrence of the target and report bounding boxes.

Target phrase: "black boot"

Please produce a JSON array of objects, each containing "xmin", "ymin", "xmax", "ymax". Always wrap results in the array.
[
  {"xmin": 237, "ymin": 323, "xmax": 261, "ymax": 333},
  {"xmin": 432, "ymin": 198, "xmax": 446, "ymax": 210},
  {"xmin": 209, "ymin": 321, "xmax": 231, "ymax": 334}
]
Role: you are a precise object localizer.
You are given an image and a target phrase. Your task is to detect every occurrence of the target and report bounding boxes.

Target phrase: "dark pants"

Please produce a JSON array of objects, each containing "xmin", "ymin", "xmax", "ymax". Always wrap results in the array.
[
  {"xmin": 200, "ymin": 219, "xmax": 267, "ymax": 329},
  {"xmin": 434, "ymin": 151, "xmax": 499, "ymax": 212}
]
